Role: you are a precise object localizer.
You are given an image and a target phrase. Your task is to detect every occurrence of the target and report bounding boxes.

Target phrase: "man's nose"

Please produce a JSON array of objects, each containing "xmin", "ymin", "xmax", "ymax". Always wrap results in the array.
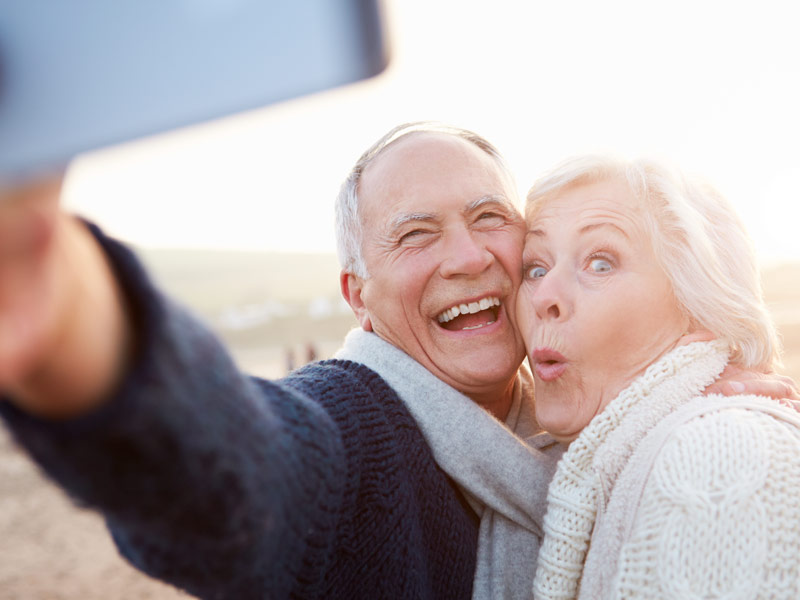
[
  {"xmin": 532, "ymin": 268, "xmax": 571, "ymax": 321},
  {"xmin": 439, "ymin": 227, "xmax": 493, "ymax": 278}
]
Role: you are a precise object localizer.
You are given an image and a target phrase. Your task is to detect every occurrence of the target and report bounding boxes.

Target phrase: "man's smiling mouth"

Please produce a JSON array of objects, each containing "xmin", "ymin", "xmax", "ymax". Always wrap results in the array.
[{"xmin": 436, "ymin": 296, "xmax": 501, "ymax": 331}]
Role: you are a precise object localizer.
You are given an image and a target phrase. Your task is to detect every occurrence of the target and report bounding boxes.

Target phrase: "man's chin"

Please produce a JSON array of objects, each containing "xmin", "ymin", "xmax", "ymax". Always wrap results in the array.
[{"xmin": 430, "ymin": 351, "xmax": 523, "ymax": 392}]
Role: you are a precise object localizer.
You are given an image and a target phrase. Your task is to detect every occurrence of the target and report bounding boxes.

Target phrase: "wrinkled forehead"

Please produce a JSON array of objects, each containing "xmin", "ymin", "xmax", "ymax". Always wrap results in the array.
[
  {"xmin": 526, "ymin": 174, "xmax": 645, "ymax": 224},
  {"xmin": 526, "ymin": 176, "xmax": 660, "ymax": 258},
  {"xmin": 358, "ymin": 132, "xmax": 518, "ymax": 222}
]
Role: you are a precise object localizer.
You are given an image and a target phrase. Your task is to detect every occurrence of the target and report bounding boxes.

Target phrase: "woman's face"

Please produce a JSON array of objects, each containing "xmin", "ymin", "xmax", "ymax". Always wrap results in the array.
[{"xmin": 517, "ymin": 177, "xmax": 689, "ymax": 443}]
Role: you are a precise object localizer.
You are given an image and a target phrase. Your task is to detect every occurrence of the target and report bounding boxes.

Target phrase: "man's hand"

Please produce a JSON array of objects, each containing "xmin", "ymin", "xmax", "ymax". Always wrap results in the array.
[
  {"xmin": 680, "ymin": 329, "xmax": 799, "ymax": 406},
  {"xmin": 0, "ymin": 176, "xmax": 131, "ymax": 418},
  {"xmin": 706, "ymin": 364, "xmax": 800, "ymax": 405},
  {"xmin": 0, "ymin": 178, "xmax": 64, "ymax": 391}
]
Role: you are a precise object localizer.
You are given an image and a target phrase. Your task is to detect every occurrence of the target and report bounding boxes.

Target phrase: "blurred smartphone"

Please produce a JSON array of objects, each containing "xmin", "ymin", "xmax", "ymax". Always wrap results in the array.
[{"xmin": 0, "ymin": 0, "xmax": 387, "ymax": 182}]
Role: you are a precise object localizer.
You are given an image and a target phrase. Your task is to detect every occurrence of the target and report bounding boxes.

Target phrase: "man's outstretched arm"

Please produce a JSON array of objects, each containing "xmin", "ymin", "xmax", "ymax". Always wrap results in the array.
[{"xmin": 0, "ymin": 180, "xmax": 347, "ymax": 598}]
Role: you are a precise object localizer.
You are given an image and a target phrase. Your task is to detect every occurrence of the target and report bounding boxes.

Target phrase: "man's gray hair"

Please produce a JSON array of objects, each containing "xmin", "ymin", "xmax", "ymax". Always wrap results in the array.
[
  {"xmin": 525, "ymin": 155, "xmax": 782, "ymax": 370},
  {"xmin": 335, "ymin": 122, "xmax": 515, "ymax": 279}
]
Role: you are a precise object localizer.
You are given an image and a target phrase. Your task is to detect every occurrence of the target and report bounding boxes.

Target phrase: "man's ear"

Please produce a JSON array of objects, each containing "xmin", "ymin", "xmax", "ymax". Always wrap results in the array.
[{"xmin": 340, "ymin": 271, "xmax": 373, "ymax": 332}]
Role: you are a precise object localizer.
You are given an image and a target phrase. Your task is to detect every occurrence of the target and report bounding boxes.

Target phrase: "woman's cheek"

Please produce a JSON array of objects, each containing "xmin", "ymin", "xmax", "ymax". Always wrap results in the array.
[{"xmin": 516, "ymin": 286, "xmax": 535, "ymax": 335}]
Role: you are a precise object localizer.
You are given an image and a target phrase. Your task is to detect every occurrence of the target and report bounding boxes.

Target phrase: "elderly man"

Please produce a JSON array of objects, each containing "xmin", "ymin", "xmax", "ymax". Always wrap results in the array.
[{"xmin": 0, "ymin": 123, "xmax": 794, "ymax": 600}]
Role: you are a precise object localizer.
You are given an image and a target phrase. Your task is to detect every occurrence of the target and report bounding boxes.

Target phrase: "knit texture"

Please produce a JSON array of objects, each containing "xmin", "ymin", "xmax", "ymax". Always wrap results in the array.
[
  {"xmin": 337, "ymin": 328, "xmax": 563, "ymax": 600},
  {"xmin": 0, "ymin": 224, "xmax": 479, "ymax": 600},
  {"xmin": 533, "ymin": 341, "xmax": 800, "ymax": 600},
  {"xmin": 612, "ymin": 401, "xmax": 800, "ymax": 599}
]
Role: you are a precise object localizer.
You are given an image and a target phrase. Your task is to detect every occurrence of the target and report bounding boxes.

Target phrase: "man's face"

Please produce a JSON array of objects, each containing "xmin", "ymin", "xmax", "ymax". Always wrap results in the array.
[{"xmin": 346, "ymin": 133, "xmax": 527, "ymax": 404}]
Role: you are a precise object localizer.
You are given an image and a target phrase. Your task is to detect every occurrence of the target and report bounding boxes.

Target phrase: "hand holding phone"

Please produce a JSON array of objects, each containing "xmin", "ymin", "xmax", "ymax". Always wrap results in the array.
[{"xmin": 0, "ymin": 175, "xmax": 134, "ymax": 417}]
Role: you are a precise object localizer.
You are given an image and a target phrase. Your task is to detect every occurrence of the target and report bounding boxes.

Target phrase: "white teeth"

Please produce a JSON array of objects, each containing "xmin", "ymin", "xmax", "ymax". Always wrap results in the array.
[
  {"xmin": 437, "ymin": 296, "xmax": 501, "ymax": 323},
  {"xmin": 463, "ymin": 320, "xmax": 496, "ymax": 330}
]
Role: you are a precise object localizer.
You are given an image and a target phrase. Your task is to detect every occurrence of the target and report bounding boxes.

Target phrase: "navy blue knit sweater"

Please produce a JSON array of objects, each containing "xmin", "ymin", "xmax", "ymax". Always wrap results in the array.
[{"xmin": 0, "ymin": 226, "xmax": 479, "ymax": 599}]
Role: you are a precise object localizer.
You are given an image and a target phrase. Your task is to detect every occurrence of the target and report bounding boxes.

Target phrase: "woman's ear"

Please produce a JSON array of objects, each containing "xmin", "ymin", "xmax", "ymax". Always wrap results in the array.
[{"xmin": 340, "ymin": 271, "xmax": 373, "ymax": 332}]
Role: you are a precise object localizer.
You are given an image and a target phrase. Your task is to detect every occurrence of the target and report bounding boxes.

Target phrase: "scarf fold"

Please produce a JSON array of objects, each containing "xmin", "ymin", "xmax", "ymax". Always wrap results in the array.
[{"xmin": 336, "ymin": 329, "xmax": 562, "ymax": 600}]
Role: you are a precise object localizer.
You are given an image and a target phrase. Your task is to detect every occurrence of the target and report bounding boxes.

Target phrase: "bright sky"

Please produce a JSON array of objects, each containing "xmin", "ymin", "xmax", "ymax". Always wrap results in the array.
[{"xmin": 63, "ymin": 0, "xmax": 800, "ymax": 264}]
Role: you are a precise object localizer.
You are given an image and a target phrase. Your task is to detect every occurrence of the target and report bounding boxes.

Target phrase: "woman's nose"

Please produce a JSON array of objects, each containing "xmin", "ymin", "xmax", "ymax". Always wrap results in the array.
[
  {"xmin": 439, "ymin": 228, "xmax": 493, "ymax": 278},
  {"xmin": 532, "ymin": 269, "xmax": 570, "ymax": 321}
]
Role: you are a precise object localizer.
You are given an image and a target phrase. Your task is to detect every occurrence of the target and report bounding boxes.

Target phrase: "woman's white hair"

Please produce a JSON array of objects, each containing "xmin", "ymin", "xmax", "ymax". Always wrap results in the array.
[
  {"xmin": 526, "ymin": 155, "xmax": 781, "ymax": 370},
  {"xmin": 335, "ymin": 121, "xmax": 516, "ymax": 279}
]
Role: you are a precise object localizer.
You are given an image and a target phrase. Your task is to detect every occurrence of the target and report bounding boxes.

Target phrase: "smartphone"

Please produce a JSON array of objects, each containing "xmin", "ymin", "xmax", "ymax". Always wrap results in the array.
[{"xmin": 0, "ymin": 0, "xmax": 387, "ymax": 182}]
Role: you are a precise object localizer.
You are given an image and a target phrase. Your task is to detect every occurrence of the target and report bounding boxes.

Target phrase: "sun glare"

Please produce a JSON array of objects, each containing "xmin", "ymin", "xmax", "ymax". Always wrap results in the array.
[{"xmin": 62, "ymin": 0, "xmax": 800, "ymax": 264}]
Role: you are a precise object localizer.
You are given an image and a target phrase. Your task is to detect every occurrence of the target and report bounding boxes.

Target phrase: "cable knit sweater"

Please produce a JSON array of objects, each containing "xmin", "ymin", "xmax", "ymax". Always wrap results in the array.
[
  {"xmin": 0, "ymin": 225, "xmax": 480, "ymax": 600},
  {"xmin": 533, "ymin": 341, "xmax": 800, "ymax": 600}
]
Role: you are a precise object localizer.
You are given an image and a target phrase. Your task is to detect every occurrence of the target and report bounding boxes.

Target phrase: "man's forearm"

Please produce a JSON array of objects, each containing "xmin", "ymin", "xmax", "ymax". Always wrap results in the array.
[{"xmin": 1, "ymin": 226, "xmax": 347, "ymax": 598}]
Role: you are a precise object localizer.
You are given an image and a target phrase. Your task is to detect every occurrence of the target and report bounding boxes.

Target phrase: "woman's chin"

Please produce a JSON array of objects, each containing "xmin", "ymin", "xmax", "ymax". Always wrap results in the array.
[{"xmin": 535, "ymin": 412, "xmax": 582, "ymax": 444}]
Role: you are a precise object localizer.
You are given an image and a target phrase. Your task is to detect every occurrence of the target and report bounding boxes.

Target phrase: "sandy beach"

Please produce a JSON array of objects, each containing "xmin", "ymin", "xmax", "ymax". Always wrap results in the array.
[{"xmin": 1, "ymin": 266, "xmax": 799, "ymax": 599}]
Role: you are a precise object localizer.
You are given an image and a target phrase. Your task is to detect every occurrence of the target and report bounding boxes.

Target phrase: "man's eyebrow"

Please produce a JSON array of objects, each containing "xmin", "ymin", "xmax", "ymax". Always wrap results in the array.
[
  {"xmin": 389, "ymin": 211, "xmax": 437, "ymax": 231},
  {"xmin": 466, "ymin": 194, "xmax": 516, "ymax": 212},
  {"xmin": 389, "ymin": 195, "xmax": 516, "ymax": 232}
]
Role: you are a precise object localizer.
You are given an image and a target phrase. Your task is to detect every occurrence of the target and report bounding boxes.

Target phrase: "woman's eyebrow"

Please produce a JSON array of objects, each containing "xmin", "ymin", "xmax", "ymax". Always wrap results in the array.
[
  {"xmin": 525, "ymin": 221, "xmax": 630, "ymax": 239},
  {"xmin": 579, "ymin": 221, "xmax": 631, "ymax": 239}
]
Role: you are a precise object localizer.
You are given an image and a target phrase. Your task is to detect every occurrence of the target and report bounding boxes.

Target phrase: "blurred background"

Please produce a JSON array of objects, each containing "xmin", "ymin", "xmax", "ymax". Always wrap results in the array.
[
  {"xmin": 3, "ymin": 0, "xmax": 800, "ymax": 597},
  {"xmin": 61, "ymin": 0, "xmax": 800, "ymax": 378}
]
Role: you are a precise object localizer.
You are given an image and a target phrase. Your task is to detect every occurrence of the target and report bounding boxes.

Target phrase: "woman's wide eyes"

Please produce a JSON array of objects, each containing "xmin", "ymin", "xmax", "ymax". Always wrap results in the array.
[
  {"xmin": 589, "ymin": 258, "xmax": 612, "ymax": 273},
  {"xmin": 526, "ymin": 266, "xmax": 548, "ymax": 279},
  {"xmin": 524, "ymin": 256, "xmax": 613, "ymax": 279}
]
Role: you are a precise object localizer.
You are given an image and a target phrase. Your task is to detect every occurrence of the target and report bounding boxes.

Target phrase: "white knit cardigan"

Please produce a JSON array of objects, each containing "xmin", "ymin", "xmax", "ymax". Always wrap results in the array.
[{"xmin": 533, "ymin": 341, "xmax": 800, "ymax": 600}]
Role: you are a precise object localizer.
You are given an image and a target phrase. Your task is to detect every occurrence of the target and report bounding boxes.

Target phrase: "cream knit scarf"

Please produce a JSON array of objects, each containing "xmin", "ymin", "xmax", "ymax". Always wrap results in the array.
[
  {"xmin": 336, "ymin": 329, "xmax": 563, "ymax": 600},
  {"xmin": 532, "ymin": 341, "xmax": 729, "ymax": 600}
]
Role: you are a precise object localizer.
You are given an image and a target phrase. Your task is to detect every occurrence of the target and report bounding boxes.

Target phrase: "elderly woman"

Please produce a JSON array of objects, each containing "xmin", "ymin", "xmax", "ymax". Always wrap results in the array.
[{"xmin": 516, "ymin": 156, "xmax": 800, "ymax": 599}]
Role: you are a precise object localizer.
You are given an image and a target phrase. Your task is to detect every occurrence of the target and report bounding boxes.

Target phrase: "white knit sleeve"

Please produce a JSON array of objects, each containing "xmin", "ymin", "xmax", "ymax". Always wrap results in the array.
[{"xmin": 613, "ymin": 407, "xmax": 800, "ymax": 600}]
